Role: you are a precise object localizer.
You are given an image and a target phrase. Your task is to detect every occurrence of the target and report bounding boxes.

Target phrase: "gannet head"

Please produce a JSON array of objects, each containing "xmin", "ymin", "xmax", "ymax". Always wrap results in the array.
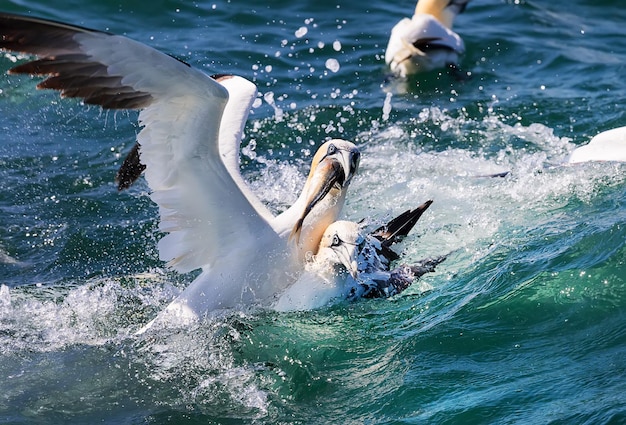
[
  {"xmin": 414, "ymin": 0, "xmax": 469, "ymax": 29},
  {"xmin": 289, "ymin": 139, "xmax": 360, "ymax": 248},
  {"xmin": 316, "ymin": 220, "xmax": 362, "ymax": 279}
]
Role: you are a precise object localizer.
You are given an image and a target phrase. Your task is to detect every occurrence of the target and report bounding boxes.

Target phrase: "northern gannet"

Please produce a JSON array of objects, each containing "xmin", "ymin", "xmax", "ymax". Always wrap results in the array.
[
  {"xmin": 272, "ymin": 221, "xmax": 361, "ymax": 312},
  {"xmin": 350, "ymin": 201, "xmax": 445, "ymax": 299},
  {"xmin": 385, "ymin": 0, "xmax": 470, "ymax": 77},
  {"xmin": 477, "ymin": 125, "xmax": 626, "ymax": 178},
  {"xmin": 568, "ymin": 126, "xmax": 626, "ymax": 164},
  {"xmin": 0, "ymin": 13, "xmax": 360, "ymax": 328},
  {"xmin": 274, "ymin": 200, "xmax": 445, "ymax": 311}
]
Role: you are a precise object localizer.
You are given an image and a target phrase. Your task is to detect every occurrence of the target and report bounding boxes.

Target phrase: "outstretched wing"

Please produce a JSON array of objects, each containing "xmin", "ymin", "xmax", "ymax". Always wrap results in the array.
[
  {"xmin": 113, "ymin": 74, "xmax": 274, "ymax": 220},
  {"xmin": 0, "ymin": 13, "xmax": 277, "ymax": 273},
  {"xmin": 214, "ymin": 75, "xmax": 274, "ymax": 221}
]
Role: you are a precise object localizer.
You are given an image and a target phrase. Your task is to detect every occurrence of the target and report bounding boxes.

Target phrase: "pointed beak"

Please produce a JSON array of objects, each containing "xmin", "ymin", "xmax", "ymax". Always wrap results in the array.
[
  {"xmin": 341, "ymin": 148, "xmax": 360, "ymax": 188},
  {"xmin": 333, "ymin": 242, "xmax": 359, "ymax": 280},
  {"xmin": 289, "ymin": 157, "xmax": 345, "ymax": 242}
]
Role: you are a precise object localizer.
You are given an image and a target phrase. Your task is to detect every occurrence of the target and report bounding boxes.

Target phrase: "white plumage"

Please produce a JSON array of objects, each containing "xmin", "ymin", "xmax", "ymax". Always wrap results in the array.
[
  {"xmin": 0, "ymin": 13, "xmax": 360, "ymax": 330},
  {"xmin": 568, "ymin": 126, "xmax": 626, "ymax": 164},
  {"xmin": 385, "ymin": 0, "xmax": 470, "ymax": 77},
  {"xmin": 273, "ymin": 220, "xmax": 361, "ymax": 312},
  {"xmin": 274, "ymin": 202, "xmax": 445, "ymax": 311}
]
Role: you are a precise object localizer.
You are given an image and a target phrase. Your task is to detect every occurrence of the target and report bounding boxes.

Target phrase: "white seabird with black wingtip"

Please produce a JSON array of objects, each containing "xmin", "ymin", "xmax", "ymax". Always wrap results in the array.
[
  {"xmin": 274, "ymin": 200, "xmax": 445, "ymax": 311},
  {"xmin": 385, "ymin": 0, "xmax": 471, "ymax": 77},
  {"xmin": 0, "ymin": 13, "xmax": 360, "ymax": 329}
]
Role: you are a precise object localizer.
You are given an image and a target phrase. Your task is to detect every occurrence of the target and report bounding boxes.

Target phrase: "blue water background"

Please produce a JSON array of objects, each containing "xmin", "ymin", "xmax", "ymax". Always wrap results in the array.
[{"xmin": 1, "ymin": 0, "xmax": 625, "ymax": 423}]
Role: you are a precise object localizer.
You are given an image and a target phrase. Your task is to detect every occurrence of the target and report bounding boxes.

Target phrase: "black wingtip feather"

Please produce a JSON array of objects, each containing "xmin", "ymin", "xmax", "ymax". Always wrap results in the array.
[
  {"xmin": 116, "ymin": 143, "xmax": 146, "ymax": 191},
  {"xmin": 371, "ymin": 200, "xmax": 433, "ymax": 246}
]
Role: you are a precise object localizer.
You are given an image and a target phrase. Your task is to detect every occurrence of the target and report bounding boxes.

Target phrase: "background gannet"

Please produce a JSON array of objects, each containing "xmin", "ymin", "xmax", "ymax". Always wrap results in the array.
[
  {"xmin": 274, "ymin": 200, "xmax": 445, "ymax": 311},
  {"xmin": 0, "ymin": 13, "xmax": 360, "ymax": 328},
  {"xmin": 568, "ymin": 126, "xmax": 626, "ymax": 164},
  {"xmin": 385, "ymin": 0, "xmax": 471, "ymax": 77},
  {"xmin": 475, "ymin": 125, "xmax": 626, "ymax": 179}
]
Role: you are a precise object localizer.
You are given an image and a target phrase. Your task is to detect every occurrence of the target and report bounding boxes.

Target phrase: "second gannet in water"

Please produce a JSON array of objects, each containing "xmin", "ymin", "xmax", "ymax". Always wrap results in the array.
[
  {"xmin": 350, "ymin": 202, "xmax": 445, "ymax": 299},
  {"xmin": 0, "ymin": 13, "xmax": 360, "ymax": 329},
  {"xmin": 385, "ymin": 0, "xmax": 471, "ymax": 77},
  {"xmin": 274, "ymin": 200, "xmax": 445, "ymax": 311},
  {"xmin": 272, "ymin": 220, "xmax": 361, "ymax": 312}
]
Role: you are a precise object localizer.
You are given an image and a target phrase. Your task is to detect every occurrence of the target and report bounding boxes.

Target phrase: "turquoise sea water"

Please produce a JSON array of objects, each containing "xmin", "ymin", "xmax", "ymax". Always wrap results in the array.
[{"xmin": 1, "ymin": 0, "xmax": 625, "ymax": 423}]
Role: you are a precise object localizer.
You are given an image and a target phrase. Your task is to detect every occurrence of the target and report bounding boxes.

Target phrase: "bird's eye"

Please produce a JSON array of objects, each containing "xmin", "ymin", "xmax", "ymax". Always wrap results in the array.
[
  {"xmin": 327, "ymin": 143, "xmax": 337, "ymax": 155},
  {"xmin": 332, "ymin": 234, "xmax": 341, "ymax": 247}
]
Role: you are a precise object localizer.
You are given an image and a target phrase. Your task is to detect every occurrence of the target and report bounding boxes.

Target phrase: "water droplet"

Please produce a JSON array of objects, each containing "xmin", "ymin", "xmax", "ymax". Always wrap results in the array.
[
  {"xmin": 325, "ymin": 58, "xmax": 340, "ymax": 73},
  {"xmin": 295, "ymin": 26, "xmax": 308, "ymax": 38}
]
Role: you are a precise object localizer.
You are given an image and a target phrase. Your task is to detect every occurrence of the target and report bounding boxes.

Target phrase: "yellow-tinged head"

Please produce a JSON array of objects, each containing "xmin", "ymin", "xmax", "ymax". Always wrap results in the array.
[
  {"xmin": 414, "ymin": 0, "xmax": 469, "ymax": 29},
  {"xmin": 289, "ymin": 139, "xmax": 360, "ymax": 252}
]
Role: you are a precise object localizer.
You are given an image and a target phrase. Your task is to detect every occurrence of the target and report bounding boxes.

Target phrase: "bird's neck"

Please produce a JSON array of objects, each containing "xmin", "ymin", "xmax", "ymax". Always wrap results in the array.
[
  {"xmin": 414, "ymin": 0, "xmax": 455, "ymax": 29},
  {"xmin": 304, "ymin": 192, "xmax": 345, "ymax": 254},
  {"xmin": 277, "ymin": 186, "xmax": 346, "ymax": 262}
]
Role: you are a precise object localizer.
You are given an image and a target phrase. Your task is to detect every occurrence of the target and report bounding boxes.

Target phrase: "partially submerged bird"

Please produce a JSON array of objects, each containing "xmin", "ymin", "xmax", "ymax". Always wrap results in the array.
[
  {"xmin": 477, "ymin": 125, "xmax": 626, "ymax": 179},
  {"xmin": 568, "ymin": 126, "xmax": 626, "ymax": 164},
  {"xmin": 385, "ymin": 0, "xmax": 471, "ymax": 77},
  {"xmin": 0, "ymin": 13, "xmax": 360, "ymax": 329},
  {"xmin": 272, "ymin": 221, "xmax": 361, "ymax": 312},
  {"xmin": 274, "ymin": 200, "xmax": 445, "ymax": 311}
]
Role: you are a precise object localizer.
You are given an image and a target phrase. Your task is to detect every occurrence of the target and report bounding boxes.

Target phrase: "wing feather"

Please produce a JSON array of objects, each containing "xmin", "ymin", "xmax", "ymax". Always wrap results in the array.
[
  {"xmin": 0, "ymin": 13, "xmax": 277, "ymax": 273},
  {"xmin": 213, "ymin": 75, "xmax": 274, "ymax": 221}
]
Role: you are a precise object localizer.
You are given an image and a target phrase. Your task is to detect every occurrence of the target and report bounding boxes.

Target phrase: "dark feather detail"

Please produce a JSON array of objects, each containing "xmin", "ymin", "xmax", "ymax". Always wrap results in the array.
[
  {"xmin": 0, "ymin": 13, "xmax": 99, "ymax": 55},
  {"xmin": 116, "ymin": 142, "xmax": 145, "ymax": 191},
  {"xmin": 448, "ymin": 0, "xmax": 471, "ymax": 15},
  {"xmin": 0, "ymin": 13, "xmax": 153, "ymax": 110},
  {"xmin": 211, "ymin": 73, "xmax": 234, "ymax": 81},
  {"xmin": 412, "ymin": 37, "xmax": 455, "ymax": 53},
  {"xmin": 371, "ymin": 200, "xmax": 433, "ymax": 247},
  {"xmin": 361, "ymin": 256, "xmax": 446, "ymax": 299},
  {"xmin": 9, "ymin": 56, "xmax": 107, "ymax": 76},
  {"xmin": 352, "ymin": 201, "xmax": 445, "ymax": 300},
  {"xmin": 409, "ymin": 256, "xmax": 446, "ymax": 279}
]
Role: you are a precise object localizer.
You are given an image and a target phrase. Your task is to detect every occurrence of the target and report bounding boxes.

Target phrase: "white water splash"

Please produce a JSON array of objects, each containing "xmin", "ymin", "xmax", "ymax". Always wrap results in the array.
[
  {"xmin": 382, "ymin": 92, "xmax": 393, "ymax": 121},
  {"xmin": 0, "ymin": 284, "xmax": 10, "ymax": 306},
  {"xmin": 262, "ymin": 91, "xmax": 284, "ymax": 122},
  {"xmin": 0, "ymin": 273, "xmax": 178, "ymax": 353}
]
